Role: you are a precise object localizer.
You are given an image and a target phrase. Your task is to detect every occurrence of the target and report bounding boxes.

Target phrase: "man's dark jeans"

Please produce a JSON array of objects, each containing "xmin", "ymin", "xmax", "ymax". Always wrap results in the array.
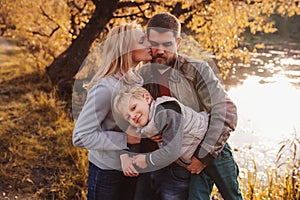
[{"xmin": 189, "ymin": 143, "xmax": 243, "ymax": 200}]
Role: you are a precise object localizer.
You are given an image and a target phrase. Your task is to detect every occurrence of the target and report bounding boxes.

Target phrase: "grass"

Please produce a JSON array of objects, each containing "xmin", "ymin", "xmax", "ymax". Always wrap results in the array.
[
  {"xmin": 0, "ymin": 38, "xmax": 299, "ymax": 199},
  {"xmin": 0, "ymin": 39, "xmax": 88, "ymax": 199},
  {"xmin": 238, "ymin": 158, "xmax": 299, "ymax": 199}
]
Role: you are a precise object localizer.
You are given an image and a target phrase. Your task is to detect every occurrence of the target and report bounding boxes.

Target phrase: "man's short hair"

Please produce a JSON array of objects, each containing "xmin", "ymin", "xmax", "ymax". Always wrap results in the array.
[{"xmin": 147, "ymin": 12, "xmax": 181, "ymax": 38}]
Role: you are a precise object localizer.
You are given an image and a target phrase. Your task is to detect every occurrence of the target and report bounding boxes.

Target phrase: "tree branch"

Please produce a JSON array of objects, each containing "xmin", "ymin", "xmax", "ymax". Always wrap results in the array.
[
  {"xmin": 113, "ymin": 1, "xmax": 151, "ymax": 20},
  {"xmin": 39, "ymin": 6, "xmax": 58, "ymax": 26},
  {"xmin": 38, "ymin": 5, "xmax": 61, "ymax": 37},
  {"xmin": 113, "ymin": 12, "xmax": 146, "ymax": 19},
  {"xmin": 116, "ymin": 1, "xmax": 161, "ymax": 9},
  {"xmin": 134, "ymin": 1, "xmax": 147, "ymax": 19}
]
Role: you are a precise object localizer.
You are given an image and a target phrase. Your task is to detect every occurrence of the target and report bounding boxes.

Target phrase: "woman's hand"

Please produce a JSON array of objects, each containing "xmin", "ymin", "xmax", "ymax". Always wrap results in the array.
[
  {"xmin": 133, "ymin": 154, "xmax": 147, "ymax": 169},
  {"xmin": 120, "ymin": 154, "xmax": 139, "ymax": 177},
  {"xmin": 126, "ymin": 126, "xmax": 141, "ymax": 144}
]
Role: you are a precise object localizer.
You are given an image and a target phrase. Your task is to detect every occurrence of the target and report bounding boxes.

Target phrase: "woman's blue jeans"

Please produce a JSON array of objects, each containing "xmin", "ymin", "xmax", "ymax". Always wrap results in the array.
[
  {"xmin": 87, "ymin": 162, "xmax": 137, "ymax": 200},
  {"xmin": 189, "ymin": 143, "xmax": 243, "ymax": 200}
]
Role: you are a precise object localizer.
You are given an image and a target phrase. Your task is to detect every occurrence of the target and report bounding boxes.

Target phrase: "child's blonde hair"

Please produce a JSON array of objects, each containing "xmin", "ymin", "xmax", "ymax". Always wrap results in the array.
[{"xmin": 113, "ymin": 86, "xmax": 152, "ymax": 118}]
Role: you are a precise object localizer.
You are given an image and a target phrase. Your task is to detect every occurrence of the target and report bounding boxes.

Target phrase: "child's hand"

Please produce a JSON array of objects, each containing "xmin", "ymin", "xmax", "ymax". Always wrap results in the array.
[
  {"xmin": 133, "ymin": 154, "xmax": 147, "ymax": 169},
  {"xmin": 120, "ymin": 154, "xmax": 139, "ymax": 177}
]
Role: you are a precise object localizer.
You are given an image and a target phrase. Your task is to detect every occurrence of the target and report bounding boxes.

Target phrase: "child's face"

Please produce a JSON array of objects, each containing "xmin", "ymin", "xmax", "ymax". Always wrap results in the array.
[{"xmin": 125, "ymin": 94, "xmax": 152, "ymax": 127}]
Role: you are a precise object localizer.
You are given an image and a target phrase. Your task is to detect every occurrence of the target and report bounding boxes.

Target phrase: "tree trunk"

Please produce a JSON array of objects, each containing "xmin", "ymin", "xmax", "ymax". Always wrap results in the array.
[{"xmin": 46, "ymin": 0, "xmax": 119, "ymax": 100}]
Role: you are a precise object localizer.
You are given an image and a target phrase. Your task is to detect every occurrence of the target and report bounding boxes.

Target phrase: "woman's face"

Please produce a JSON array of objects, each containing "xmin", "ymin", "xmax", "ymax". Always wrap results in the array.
[{"xmin": 132, "ymin": 29, "xmax": 152, "ymax": 65}]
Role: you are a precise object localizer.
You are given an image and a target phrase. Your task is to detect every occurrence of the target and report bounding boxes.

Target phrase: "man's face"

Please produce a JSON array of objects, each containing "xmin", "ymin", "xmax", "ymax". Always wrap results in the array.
[{"xmin": 148, "ymin": 29, "xmax": 181, "ymax": 66}]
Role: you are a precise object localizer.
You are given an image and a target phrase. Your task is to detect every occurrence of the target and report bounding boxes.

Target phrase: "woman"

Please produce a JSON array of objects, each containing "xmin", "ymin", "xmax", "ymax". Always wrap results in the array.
[{"xmin": 72, "ymin": 22, "xmax": 152, "ymax": 200}]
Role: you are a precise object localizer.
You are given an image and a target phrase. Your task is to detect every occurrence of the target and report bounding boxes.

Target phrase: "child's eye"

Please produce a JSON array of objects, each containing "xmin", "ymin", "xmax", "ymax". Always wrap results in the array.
[
  {"xmin": 131, "ymin": 105, "xmax": 136, "ymax": 111},
  {"xmin": 129, "ymin": 105, "xmax": 136, "ymax": 112}
]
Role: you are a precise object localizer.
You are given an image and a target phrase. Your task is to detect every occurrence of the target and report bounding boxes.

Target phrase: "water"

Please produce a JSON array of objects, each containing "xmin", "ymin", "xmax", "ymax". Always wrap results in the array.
[{"xmin": 225, "ymin": 42, "xmax": 300, "ymax": 170}]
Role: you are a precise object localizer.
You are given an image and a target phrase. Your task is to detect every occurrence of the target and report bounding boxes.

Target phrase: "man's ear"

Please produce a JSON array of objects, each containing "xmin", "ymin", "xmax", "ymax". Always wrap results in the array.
[
  {"xmin": 144, "ymin": 93, "xmax": 152, "ymax": 104},
  {"xmin": 176, "ymin": 37, "xmax": 182, "ymax": 48}
]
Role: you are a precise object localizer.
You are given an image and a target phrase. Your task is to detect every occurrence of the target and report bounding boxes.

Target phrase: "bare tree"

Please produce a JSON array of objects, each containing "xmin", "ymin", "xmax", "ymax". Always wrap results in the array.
[{"xmin": 46, "ymin": 0, "xmax": 119, "ymax": 99}]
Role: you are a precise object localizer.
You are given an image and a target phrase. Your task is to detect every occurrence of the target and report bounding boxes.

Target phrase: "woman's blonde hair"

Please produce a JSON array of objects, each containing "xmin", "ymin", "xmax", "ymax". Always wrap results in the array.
[
  {"xmin": 87, "ymin": 22, "xmax": 141, "ymax": 90},
  {"xmin": 113, "ymin": 86, "xmax": 151, "ymax": 118}
]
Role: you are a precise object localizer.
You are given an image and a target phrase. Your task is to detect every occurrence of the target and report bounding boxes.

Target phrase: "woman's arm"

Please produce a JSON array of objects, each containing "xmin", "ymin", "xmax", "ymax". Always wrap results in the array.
[
  {"xmin": 72, "ymin": 80, "xmax": 127, "ymax": 151},
  {"xmin": 193, "ymin": 62, "xmax": 237, "ymax": 165}
]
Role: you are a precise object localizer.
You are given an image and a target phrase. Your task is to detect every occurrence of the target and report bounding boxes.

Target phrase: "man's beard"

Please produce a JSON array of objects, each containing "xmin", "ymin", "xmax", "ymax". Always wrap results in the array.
[
  {"xmin": 152, "ymin": 55, "xmax": 173, "ymax": 66},
  {"xmin": 153, "ymin": 56, "xmax": 166, "ymax": 64}
]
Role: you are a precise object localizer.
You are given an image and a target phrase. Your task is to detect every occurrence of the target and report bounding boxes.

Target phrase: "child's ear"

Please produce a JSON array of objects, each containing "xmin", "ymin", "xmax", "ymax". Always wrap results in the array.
[{"xmin": 144, "ymin": 93, "xmax": 152, "ymax": 104}]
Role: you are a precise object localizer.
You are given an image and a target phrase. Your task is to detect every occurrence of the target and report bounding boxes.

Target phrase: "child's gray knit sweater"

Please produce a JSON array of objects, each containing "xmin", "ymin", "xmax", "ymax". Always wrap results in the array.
[{"xmin": 140, "ymin": 96, "xmax": 209, "ymax": 169}]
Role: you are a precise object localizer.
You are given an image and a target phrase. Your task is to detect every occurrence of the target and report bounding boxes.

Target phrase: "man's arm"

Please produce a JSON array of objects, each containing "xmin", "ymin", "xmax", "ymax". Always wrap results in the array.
[{"xmin": 192, "ymin": 61, "xmax": 237, "ymax": 165}]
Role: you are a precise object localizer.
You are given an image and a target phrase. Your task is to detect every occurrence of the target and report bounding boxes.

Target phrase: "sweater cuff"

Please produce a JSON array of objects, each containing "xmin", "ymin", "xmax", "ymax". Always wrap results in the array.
[
  {"xmin": 199, "ymin": 154, "xmax": 214, "ymax": 166},
  {"xmin": 194, "ymin": 148, "xmax": 215, "ymax": 166},
  {"xmin": 145, "ymin": 154, "xmax": 155, "ymax": 167}
]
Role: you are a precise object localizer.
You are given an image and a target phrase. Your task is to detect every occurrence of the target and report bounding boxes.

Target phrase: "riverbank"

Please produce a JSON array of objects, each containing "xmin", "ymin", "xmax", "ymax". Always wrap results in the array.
[{"xmin": 242, "ymin": 14, "xmax": 300, "ymax": 44}]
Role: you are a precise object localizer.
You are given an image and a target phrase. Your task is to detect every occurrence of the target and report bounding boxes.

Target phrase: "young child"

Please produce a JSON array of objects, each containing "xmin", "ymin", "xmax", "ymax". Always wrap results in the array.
[{"xmin": 113, "ymin": 86, "xmax": 209, "ymax": 172}]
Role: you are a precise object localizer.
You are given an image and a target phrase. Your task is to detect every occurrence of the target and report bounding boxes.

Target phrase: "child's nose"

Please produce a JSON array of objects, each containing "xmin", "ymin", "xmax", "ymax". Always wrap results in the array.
[{"xmin": 130, "ymin": 113, "xmax": 136, "ymax": 120}]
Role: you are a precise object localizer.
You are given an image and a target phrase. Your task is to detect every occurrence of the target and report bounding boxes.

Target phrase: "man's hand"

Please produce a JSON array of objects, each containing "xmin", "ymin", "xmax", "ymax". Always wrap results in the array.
[
  {"xmin": 126, "ymin": 126, "xmax": 141, "ymax": 144},
  {"xmin": 146, "ymin": 133, "xmax": 162, "ymax": 143},
  {"xmin": 186, "ymin": 156, "xmax": 206, "ymax": 174}
]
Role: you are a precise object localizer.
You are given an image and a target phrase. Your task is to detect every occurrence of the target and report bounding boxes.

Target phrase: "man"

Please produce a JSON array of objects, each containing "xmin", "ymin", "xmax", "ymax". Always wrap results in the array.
[{"xmin": 138, "ymin": 12, "xmax": 243, "ymax": 200}]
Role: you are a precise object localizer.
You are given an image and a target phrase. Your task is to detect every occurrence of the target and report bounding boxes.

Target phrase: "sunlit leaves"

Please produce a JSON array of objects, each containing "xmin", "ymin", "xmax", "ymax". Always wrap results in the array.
[
  {"xmin": 277, "ymin": 0, "xmax": 300, "ymax": 17},
  {"xmin": 0, "ymin": 0, "xmax": 72, "ymax": 67},
  {"xmin": 181, "ymin": 0, "xmax": 299, "ymax": 77},
  {"xmin": 185, "ymin": 0, "xmax": 251, "ymax": 75},
  {"xmin": 67, "ymin": 0, "xmax": 95, "ymax": 34}
]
